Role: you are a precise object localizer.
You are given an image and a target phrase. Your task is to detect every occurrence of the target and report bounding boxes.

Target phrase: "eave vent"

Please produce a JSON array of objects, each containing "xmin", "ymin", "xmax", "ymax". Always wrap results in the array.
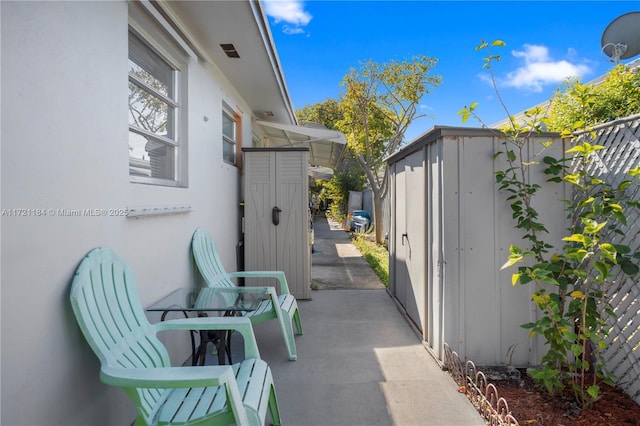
[{"xmin": 220, "ymin": 44, "xmax": 240, "ymax": 58}]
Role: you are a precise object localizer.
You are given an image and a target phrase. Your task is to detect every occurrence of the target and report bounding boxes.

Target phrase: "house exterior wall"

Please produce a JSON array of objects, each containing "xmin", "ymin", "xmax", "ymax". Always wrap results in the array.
[{"xmin": 1, "ymin": 2, "xmax": 254, "ymax": 424}]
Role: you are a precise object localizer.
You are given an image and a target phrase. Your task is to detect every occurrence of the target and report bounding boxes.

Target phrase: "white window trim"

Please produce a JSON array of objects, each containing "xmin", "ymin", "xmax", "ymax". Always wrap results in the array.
[{"xmin": 128, "ymin": 3, "xmax": 189, "ymax": 187}]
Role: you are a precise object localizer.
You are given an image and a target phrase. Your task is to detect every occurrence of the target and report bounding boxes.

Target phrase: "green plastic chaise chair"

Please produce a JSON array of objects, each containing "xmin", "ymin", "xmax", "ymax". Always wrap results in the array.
[
  {"xmin": 69, "ymin": 247, "xmax": 281, "ymax": 426},
  {"xmin": 191, "ymin": 228, "xmax": 303, "ymax": 361}
]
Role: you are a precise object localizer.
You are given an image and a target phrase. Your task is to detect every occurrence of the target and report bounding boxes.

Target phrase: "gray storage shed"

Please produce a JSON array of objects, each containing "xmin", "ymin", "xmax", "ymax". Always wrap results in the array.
[
  {"xmin": 387, "ymin": 126, "xmax": 568, "ymax": 367},
  {"xmin": 243, "ymin": 147, "xmax": 312, "ymax": 299}
]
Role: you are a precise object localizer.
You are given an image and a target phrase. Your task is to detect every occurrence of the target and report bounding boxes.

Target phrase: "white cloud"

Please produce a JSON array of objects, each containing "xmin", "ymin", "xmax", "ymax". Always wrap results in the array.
[
  {"xmin": 501, "ymin": 44, "xmax": 591, "ymax": 92},
  {"xmin": 513, "ymin": 44, "xmax": 550, "ymax": 63},
  {"xmin": 263, "ymin": 0, "xmax": 312, "ymax": 34},
  {"xmin": 283, "ymin": 26, "xmax": 306, "ymax": 35}
]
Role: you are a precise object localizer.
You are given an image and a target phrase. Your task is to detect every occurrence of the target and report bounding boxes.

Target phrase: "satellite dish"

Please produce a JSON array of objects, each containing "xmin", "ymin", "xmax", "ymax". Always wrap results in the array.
[{"xmin": 601, "ymin": 11, "xmax": 640, "ymax": 62}]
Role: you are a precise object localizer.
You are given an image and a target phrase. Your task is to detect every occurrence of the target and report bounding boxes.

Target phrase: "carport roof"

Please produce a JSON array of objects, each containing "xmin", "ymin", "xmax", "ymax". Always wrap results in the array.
[{"xmin": 256, "ymin": 120, "xmax": 347, "ymax": 169}]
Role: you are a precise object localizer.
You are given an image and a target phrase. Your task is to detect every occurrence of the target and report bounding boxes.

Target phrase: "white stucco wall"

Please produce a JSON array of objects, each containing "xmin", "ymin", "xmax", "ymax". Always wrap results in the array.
[{"xmin": 1, "ymin": 2, "xmax": 253, "ymax": 424}]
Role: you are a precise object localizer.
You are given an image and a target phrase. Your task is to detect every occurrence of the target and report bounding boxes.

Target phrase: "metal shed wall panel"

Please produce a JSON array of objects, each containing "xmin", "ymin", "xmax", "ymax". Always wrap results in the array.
[
  {"xmin": 388, "ymin": 126, "xmax": 567, "ymax": 367},
  {"xmin": 427, "ymin": 139, "xmax": 445, "ymax": 360}
]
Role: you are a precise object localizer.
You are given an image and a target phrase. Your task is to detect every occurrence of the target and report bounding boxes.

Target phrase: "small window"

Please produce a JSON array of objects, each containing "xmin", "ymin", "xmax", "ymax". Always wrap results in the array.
[
  {"xmin": 222, "ymin": 105, "xmax": 238, "ymax": 165},
  {"xmin": 128, "ymin": 29, "xmax": 185, "ymax": 185}
]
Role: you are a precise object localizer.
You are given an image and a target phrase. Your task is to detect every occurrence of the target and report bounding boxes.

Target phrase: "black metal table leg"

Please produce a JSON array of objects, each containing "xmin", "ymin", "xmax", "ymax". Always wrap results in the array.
[{"xmin": 161, "ymin": 310, "xmax": 197, "ymax": 366}]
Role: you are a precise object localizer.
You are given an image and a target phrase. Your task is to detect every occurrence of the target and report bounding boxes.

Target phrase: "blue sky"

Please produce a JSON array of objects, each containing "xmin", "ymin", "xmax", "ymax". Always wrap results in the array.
[{"xmin": 263, "ymin": 1, "xmax": 638, "ymax": 141}]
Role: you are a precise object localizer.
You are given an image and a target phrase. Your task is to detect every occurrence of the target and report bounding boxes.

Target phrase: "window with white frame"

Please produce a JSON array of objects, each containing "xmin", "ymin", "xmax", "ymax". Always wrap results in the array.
[
  {"xmin": 222, "ymin": 103, "xmax": 238, "ymax": 165},
  {"xmin": 128, "ymin": 27, "xmax": 187, "ymax": 186}
]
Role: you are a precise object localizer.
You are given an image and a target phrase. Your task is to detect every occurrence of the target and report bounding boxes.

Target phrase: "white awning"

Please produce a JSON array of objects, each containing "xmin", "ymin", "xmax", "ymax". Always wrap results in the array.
[
  {"xmin": 308, "ymin": 166, "xmax": 334, "ymax": 181},
  {"xmin": 255, "ymin": 120, "xmax": 347, "ymax": 168}
]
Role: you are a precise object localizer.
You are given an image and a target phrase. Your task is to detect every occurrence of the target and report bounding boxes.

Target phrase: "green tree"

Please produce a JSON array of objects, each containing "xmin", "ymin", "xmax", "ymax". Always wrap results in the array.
[
  {"xmin": 547, "ymin": 64, "xmax": 640, "ymax": 132},
  {"xmin": 322, "ymin": 168, "xmax": 367, "ymax": 223},
  {"xmin": 337, "ymin": 56, "xmax": 442, "ymax": 244},
  {"xmin": 296, "ymin": 99, "xmax": 343, "ymax": 131}
]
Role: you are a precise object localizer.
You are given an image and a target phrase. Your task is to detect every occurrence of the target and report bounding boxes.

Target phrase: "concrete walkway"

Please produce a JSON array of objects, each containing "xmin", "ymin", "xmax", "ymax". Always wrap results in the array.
[{"xmin": 251, "ymin": 215, "xmax": 485, "ymax": 426}]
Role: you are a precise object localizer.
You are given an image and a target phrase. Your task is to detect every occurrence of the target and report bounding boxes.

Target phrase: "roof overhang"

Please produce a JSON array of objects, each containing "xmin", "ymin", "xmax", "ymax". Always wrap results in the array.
[
  {"xmin": 157, "ymin": 0, "xmax": 296, "ymax": 124},
  {"xmin": 151, "ymin": 2, "xmax": 348, "ymax": 169},
  {"xmin": 256, "ymin": 120, "xmax": 347, "ymax": 169}
]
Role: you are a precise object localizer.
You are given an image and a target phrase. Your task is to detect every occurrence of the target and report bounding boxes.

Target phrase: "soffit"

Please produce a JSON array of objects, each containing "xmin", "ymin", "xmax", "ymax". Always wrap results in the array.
[{"xmin": 162, "ymin": 1, "xmax": 295, "ymax": 124}]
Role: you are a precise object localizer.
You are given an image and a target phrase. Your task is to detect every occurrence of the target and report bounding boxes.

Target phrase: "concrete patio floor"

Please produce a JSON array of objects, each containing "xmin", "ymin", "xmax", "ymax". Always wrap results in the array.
[{"xmin": 240, "ymin": 215, "xmax": 485, "ymax": 426}]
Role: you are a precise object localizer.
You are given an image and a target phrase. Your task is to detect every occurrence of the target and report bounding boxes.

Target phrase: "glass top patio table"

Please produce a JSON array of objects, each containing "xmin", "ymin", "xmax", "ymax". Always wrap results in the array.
[
  {"xmin": 147, "ymin": 287, "xmax": 271, "ymax": 366},
  {"xmin": 147, "ymin": 287, "xmax": 270, "ymax": 314}
]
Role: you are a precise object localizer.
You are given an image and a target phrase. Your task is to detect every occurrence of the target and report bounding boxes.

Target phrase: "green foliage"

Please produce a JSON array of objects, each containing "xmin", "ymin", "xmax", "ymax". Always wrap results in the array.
[
  {"xmin": 467, "ymin": 40, "xmax": 639, "ymax": 410},
  {"xmin": 547, "ymin": 64, "xmax": 640, "ymax": 132},
  {"xmin": 327, "ymin": 203, "xmax": 346, "ymax": 224},
  {"xmin": 321, "ymin": 166, "xmax": 367, "ymax": 223},
  {"xmin": 351, "ymin": 234, "xmax": 389, "ymax": 286},
  {"xmin": 296, "ymin": 99, "xmax": 343, "ymax": 130}
]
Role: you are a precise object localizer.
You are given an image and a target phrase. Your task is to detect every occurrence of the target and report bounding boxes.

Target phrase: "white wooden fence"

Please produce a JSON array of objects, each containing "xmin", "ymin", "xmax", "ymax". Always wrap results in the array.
[{"xmin": 575, "ymin": 114, "xmax": 640, "ymax": 404}]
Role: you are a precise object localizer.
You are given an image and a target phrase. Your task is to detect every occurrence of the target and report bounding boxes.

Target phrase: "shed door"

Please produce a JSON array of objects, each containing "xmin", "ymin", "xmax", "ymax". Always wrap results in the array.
[
  {"xmin": 275, "ymin": 151, "xmax": 309, "ymax": 298},
  {"xmin": 245, "ymin": 151, "xmax": 277, "ymax": 272},
  {"xmin": 393, "ymin": 151, "xmax": 427, "ymax": 335},
  {"xmin": 244, "ymin": 150, "xmax": 310, "ymax": 298},
  {"xmin": 393, "ymin": 159, "xmax": 409, "ymax": 311}
]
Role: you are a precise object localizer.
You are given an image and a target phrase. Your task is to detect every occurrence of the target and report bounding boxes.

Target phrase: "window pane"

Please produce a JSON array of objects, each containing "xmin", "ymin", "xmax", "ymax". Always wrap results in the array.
[
  {"xmin": 128, "ymin": 81, "xmax": 170, "ymax": 136},
  {"xmin": 223, "ymin": 140, "xmax": 235, "ymax": 164},
  {"xmin": 128, "ymin": 29, "xmax": 182, "ymax": 184},
  {"xmin": 222, "ymin": 110, "xmax": 236, "ymax": 164},
  {"xmin": 223, "ymin": 113, "xmax": 235, "ymax": 139},
  {"xmin": 129, "ymin": 60, "xmax": 171, "ymax": 98},
  {"xmin": 129, "ymin": 131, "xmax": 175, "ymax": 180},
  {"xmin": 128, "ymin": 33, "xmax": 174, "ymax": 99}
]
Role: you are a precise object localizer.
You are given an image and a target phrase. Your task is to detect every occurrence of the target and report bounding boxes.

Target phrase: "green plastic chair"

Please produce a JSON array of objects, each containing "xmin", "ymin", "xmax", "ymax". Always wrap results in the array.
[
  {"xmin": 69, "ymin": 247, "xmax": 281, "ymax": 426},
  {"xmin": 191, "ymin": 228, "xmax": 303, "ymax": 361}
]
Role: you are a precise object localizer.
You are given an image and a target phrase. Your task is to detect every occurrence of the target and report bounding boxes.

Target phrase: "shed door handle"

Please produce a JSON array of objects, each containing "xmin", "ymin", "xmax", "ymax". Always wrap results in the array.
[
  {"xmin": 402, "ymin": 233, "xmax": 411, "ymax": 258},
  {"xmin": 272, "ymin": 206, "xmax": 282, "ymax": 226}
]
